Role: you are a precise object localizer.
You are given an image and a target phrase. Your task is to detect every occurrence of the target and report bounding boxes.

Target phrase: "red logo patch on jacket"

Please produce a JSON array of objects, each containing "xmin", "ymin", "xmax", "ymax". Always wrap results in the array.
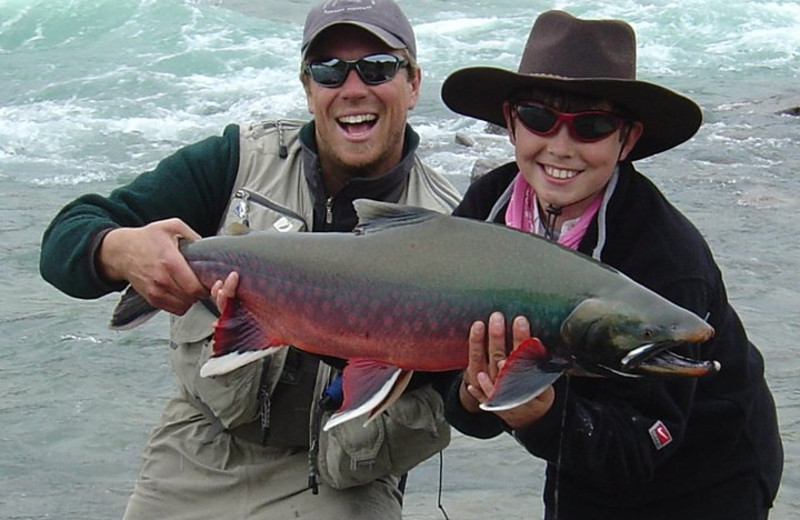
[{"xmin": 648, "ymin": 420, "xmax": 673, "ymax": 450}]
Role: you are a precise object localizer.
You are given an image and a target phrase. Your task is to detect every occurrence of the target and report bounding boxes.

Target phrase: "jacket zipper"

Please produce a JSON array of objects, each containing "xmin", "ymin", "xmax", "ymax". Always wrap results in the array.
[{"xmin": 325, "ymin": 197, "xmax": 333, "ymax": 226}]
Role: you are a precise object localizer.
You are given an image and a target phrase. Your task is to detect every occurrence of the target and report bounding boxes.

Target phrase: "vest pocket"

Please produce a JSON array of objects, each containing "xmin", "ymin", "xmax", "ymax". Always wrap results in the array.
[
  {"xmin": 224, "ymin": 189, "xmax": 308, "ymax": 234},
  {"xmin": 316, "ymin": 386, "xmax": 451, "ymax": 490}
]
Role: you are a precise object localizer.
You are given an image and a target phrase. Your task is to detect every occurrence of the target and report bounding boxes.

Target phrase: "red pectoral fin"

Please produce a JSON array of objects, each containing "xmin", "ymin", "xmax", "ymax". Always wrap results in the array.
[
  {"xmin": 323, "ymin": 359, "xmax": 412, "ymax": 431},
  {"xmin": 199, "ymin": 295, "xmax": 280, "ymax": 378},
  {"xmin": 481, "ymin": 337, "xmax": 567, "ymax": 412}
]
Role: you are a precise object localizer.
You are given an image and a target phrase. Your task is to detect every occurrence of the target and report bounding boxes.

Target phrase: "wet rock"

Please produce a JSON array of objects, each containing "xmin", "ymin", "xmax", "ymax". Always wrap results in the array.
[
  {"xmin": 470, "ymin": 158, "xmax": 501, "ymax": 183},
  {"xmin": 455, "ymin": 132, "xmax": 477, "ymax": 147},
  {"xmin": 484, "ymin": 122, "xmax": 507, "ymax": 135}
]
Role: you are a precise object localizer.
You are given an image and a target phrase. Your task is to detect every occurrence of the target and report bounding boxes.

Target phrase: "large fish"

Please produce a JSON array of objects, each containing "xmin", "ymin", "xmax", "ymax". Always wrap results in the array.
[{"xmin": 111, "ymin": 200, "xmax": 717, "ymax": 429}]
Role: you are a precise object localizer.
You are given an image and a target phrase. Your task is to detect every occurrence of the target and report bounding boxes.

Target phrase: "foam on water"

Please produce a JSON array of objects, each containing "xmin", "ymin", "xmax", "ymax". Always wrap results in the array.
[{"xmin": 2, "ymin": 0, "xmax": 798, "ymax": 185}]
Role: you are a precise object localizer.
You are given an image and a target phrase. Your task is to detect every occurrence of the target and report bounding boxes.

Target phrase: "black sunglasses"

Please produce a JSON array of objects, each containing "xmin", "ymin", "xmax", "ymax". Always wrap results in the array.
[
  {"xmin": 304, "ymin": 53, "xmax": 409, "ymax": 88},
  {"xmin": 512, "ymin": 102, "xmax": 626, "ymax": 143}
]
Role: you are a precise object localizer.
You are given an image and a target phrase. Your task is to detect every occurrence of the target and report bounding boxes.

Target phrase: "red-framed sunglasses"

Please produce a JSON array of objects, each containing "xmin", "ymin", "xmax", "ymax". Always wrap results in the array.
[{"xmin": 508, "ymin": 101, "xmax": 627, "ymax": 142}]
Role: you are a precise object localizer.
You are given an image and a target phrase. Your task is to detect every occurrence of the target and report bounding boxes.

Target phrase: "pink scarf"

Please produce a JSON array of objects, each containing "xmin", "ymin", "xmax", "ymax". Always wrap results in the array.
[{"xmin": 504, "ymin": 172, "xmax": 601, "ymax": 250}]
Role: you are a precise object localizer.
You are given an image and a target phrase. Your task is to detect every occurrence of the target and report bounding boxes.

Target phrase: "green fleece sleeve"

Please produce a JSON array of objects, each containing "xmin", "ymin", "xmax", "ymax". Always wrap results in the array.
[{"xmin": 39, "ymin": 124, "xmax": 241, "ymax": 299}]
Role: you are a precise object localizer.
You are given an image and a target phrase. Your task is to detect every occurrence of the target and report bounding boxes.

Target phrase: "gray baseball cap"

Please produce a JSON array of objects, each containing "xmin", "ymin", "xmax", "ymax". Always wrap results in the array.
[{"xmin": 302, "ymin": 0, "xmax": 416, "ymax": 59}]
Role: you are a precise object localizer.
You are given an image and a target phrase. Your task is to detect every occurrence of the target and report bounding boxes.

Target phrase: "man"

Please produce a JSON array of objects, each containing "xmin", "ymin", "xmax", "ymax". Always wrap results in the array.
[
  {"xmin": 39, "ymin": 1, "xmax": 458, "ymax": 518},
  {"xmin": 439, "ymin": 10, "xmax": 782, "ymax": 520}
]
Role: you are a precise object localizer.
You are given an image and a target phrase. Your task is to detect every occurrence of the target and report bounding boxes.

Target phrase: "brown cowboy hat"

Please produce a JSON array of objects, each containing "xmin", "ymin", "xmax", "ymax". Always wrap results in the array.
[{"xmin": 441, "ymin": 10, "xmax": 702, "ymax": 160}]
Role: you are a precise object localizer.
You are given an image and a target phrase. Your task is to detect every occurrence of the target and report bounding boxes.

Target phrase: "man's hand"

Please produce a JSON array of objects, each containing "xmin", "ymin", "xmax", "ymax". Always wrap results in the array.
[
  {"xmin": 98, "ymin": 218, "xmax": 206, "ymax": 315},
  {"xmin": 210, "ymin": 271, "xmax": 239, "ymax": 314}
]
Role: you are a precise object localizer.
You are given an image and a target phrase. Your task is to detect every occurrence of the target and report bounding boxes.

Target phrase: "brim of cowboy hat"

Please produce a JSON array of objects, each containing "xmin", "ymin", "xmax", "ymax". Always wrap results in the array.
[{"xmin": 441, "ymin": 67, "xmax": 702, "ymax": 161}]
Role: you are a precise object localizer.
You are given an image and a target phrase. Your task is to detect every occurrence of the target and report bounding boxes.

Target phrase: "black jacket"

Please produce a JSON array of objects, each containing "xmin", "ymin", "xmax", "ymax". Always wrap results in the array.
[{"xmin": 445, "ymin": 161, "xmax": 783, "ymax": 519}]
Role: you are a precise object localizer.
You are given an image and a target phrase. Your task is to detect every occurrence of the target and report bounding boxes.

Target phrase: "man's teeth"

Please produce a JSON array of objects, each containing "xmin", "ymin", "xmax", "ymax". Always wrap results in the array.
[
  {"xmin": 544, "ymin": 166, "xmax": 578, "ymax": 179},
  {"xmin": 338, "ymin": 114, "xmax": 377, "ymax": 124}
]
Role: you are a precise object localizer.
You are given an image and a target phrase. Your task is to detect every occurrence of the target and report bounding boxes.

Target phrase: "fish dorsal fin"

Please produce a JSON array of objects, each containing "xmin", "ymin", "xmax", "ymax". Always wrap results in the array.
[{"xmin": 353, "ymin": 199, "xmax": 440, "ymax": 235}]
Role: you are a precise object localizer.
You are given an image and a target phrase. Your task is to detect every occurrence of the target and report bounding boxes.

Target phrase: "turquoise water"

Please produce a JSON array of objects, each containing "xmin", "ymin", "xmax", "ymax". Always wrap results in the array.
[{"xmin": 1, "ymin": 1, "xmax": 799, "ymax": 518}]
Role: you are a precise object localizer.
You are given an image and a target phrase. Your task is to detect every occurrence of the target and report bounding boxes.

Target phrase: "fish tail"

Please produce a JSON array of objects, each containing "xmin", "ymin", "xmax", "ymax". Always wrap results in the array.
[{"xmin": 109, "ymin": 287, "xmax": 160, "ymax": 330}]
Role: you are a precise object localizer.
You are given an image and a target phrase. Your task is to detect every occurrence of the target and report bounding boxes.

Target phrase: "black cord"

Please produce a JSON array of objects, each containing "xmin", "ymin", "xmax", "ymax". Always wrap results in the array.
[
  {"xmin": 437, "ymin": 451, "xmax": 451, "ymax": 520},
  {"xmin": 543, "ymin": 204, "xmax": 563, "ymax": 242},
  {"xmin": 552, "ymin": 376, "xmax": 570, "ymax": 520}
]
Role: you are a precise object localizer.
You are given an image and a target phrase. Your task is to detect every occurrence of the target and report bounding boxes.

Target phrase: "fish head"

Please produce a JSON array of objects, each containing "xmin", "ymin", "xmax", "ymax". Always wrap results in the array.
[{"xmin": 560, "ymin": 289, "xmax": 718, "ymax": 378}]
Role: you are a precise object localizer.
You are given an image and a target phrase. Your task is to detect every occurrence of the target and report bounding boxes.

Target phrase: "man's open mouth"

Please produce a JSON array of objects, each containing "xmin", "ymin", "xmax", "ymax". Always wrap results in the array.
[{"xmin": 338, "ymin": 113, "xmax": 378, "ymax": 134}]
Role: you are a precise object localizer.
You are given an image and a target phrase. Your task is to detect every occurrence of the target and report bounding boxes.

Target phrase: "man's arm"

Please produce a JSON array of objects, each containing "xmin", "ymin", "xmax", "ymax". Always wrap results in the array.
[{"xmin": 40, "ymin": 125, "xmax": 241, "ymax": 301}]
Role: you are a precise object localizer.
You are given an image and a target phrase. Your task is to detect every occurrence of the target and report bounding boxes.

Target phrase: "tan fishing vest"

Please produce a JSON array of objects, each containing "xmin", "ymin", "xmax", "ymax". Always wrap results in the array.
[{"xmin": 168, "ymin": 119, "xmax": 461, "ymax": 432}]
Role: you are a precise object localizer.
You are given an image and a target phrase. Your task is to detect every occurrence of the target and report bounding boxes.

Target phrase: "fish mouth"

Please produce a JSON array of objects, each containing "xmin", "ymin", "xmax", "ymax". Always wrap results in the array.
[{"xmin": 621, "ymin": 342, "xmax": 721, "ymax": 377}]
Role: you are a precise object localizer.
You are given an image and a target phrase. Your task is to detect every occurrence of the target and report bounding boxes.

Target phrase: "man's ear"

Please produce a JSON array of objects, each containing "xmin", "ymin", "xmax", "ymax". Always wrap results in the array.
[
  {"xmin": 304, "ymin": 83, "xmax": 314, "ymax": 115},
  {"xmin": 406, "ymin": 66, "xmax": 422, "ymax": 110}
]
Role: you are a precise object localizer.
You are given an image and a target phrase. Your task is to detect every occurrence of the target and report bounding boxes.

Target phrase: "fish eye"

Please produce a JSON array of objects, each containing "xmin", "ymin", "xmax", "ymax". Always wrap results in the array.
[{"xmin": 642, "ymin": 328, "xmax": 654, "ymax": 339}]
